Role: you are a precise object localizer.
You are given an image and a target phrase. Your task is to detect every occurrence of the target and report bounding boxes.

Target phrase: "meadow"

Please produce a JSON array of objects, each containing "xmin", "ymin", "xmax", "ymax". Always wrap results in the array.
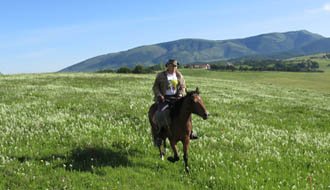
[{"xmin": 0, "ymin": 67, "xmax": 329, "ymax": 189}]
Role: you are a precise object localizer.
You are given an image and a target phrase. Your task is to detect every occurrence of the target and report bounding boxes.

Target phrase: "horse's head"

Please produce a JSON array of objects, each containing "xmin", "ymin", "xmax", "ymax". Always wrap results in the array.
[{"xmin": 186, "ymin": 88, "xmax": 209, "ymax": 120}]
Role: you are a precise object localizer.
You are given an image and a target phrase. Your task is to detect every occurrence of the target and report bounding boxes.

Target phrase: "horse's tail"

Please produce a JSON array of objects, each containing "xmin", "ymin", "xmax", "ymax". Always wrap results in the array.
[{"xmin": 148, "ymin": 103, "xmax": 158, "ymax": 146}]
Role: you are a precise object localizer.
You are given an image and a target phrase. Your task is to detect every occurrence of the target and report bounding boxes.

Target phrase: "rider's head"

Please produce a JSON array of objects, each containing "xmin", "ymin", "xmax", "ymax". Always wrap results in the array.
[{"xmin": 166, "ymin": 59, "xmax": 179, "ymax": 74}]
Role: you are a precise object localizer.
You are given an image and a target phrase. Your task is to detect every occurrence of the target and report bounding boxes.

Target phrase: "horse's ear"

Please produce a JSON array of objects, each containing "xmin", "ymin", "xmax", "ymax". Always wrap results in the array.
[
  {"xmin": 195, "ymin": 87, "xmax": 200, "ymax": 94},
  {"xmin": 185, "ymin": 88, "xmax": 191, "ymax": 96}
]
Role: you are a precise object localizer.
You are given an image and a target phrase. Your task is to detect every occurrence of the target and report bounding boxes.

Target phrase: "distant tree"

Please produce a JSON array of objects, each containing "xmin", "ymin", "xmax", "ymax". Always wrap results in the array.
[
  {"xmin": 117, "ymin": 66, "xmax": 132, "ymax": 73},
  {"xmin": 208, "ymin": 57, "xmax": 321, "ymax": 72},
  {"xmin": 96, "ymin": 69, "xmax": 115, "ymax": 73},
  {"xmin": 159, "ymin": 61, "xmax": 164, "ymax": 70},
  {"xmin": 144, "ymin": 67, "xmax": 153, "ymax": 73},
  {"xmin": 238, "ymin": 65, "xmax": 244, "ymax": 71},
  {"xmin": 132, "ymin": 65, "xmax": 144, "ymax": 74},
  {"xmin": 210, "ymin": 63, "xmax": 226, "ymax": 70},
  {"xmin": 306, "ymin": 59, "xmax": 311, "ymax": 67},
  {"xmin": 297, "ymin": 62, "xmax": 306, "ymax": 69},
  {"xmin": 325, "ymin": 53, "xmax": 330, "ymax": 59},
  {"xmin": 148, "ymin": 62, "xmax": 164, "ymax": 71},
  {"xmin": 184, "ymin": 64, "xmax": 191, "ymax": 69},
  {"xmin": 265, "ymin": 64, "xmax": 275, "ymax": 71},
  {"xmin": 274, "ymin": 62, "xmax": 286, "ymax": 71},
  {"xmin": 286, "ymin": 63, "xmax": 299, "ymax": 72},
  {"xmin": 177, "ymin": 64, "xmax": 184, "ymax": 69},
  {"xmin": 311, "ymin": 61, "xmax": 319, "ymax": 69},
  {"xmin": 227, "ymin": 65, "xmax": 236, "ymax": 71}
]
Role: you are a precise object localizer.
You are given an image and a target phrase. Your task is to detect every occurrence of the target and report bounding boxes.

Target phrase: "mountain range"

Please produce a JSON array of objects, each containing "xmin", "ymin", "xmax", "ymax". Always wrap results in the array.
[{"xmin": 59, "ymin": 30, "xmax": 330, "ymax": 72}]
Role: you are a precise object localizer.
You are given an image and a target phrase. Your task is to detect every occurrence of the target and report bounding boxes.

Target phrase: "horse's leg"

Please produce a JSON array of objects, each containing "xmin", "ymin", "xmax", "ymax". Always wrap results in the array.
[
  {"xmin": 163, "ymin": 138, "xmax": 167, "ymax": 155},
  {"xmin": 158, "ymin": 141, "xmax": 164, "ymax": 160},
  {"xmin": 167, "ymin": 139, "xmax": 179, "ymax": 163},
  {"xmin": 183, "ymin": 137, "xmax": 190, "ymax": 173},
  {"xmin": 159, "ymin": 137, "xmax": 168, "ymax": 160}
]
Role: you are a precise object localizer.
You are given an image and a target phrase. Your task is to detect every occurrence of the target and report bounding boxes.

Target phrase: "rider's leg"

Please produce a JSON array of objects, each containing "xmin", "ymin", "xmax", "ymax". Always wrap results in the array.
[
  {"xmin": 190, "ymin": 116, "xmax": 199, "ymax": 140},
  {"xmin": 155, "ymin": 103, "xmax": 170, "ymax": 145}
]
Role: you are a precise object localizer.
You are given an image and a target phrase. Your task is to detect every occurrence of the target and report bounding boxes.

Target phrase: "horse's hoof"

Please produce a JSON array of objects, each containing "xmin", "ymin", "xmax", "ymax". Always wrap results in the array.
[
  {"xmin": 185, "ymin": 167, "xmax": 190, "ymax": 173},
  {"xmin": 167, "ymin": 157, "xmax": 179, "ymax": 163}
]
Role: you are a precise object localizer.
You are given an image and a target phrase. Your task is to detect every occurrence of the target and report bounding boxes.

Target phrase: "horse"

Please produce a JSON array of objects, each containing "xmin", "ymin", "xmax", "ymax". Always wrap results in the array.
[{"xmin": 148, "ymin": 88, "xmax": 209, "ymax": 173}]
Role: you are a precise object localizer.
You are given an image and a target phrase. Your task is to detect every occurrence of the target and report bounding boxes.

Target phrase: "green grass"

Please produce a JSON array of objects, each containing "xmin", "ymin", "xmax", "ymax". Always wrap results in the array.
[
  {"xmin": 182, "ymin": 69, "xmax": 330, "ymax": 93},
  {"xmin": 0, "ymin": 71, "xmax": 329, "ymax": 189}
]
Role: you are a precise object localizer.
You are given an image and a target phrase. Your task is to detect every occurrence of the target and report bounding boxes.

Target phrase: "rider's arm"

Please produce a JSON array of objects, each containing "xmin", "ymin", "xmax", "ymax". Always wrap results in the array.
[
  {"xmin": 177, "ymin": 74, "xmax": 186, "ymax": 97},
  {"xmin": 152, "ymin": 72, "xmax": 163, "ymax": 98}
]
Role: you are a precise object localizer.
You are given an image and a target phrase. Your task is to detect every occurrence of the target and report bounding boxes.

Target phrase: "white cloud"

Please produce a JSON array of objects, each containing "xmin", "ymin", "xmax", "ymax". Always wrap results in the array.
[
  {"xmin": 324, "ymin": 3, "xmax": 330, "ymax": 11},
  {"xmin": 307, "ymin": 3, "xmax": 330, "ymax": 13}
]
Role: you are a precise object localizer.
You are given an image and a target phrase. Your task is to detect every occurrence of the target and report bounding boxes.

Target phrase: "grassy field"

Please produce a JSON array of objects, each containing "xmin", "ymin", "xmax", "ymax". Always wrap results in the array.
[
  {"xmin": 182, "ymin": 69, "xmax": 330, "ymax": 93},
  {"xmin": 183, "ymin": 53, "xmax": 330, "ymax": 93},
  {"xmin": 0, "ymin": 68, "xmax": 329, "ymax": 189}
]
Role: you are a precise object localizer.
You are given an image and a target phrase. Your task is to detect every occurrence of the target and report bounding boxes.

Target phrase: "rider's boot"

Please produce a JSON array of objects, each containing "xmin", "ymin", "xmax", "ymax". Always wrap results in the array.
[
  {"xmin": 189, "ymin": 117, "xmax": 199, "ymax": 140},
  {"xmin": 190, "ymin": 130, "xmax": 199, "ymax": 140}
]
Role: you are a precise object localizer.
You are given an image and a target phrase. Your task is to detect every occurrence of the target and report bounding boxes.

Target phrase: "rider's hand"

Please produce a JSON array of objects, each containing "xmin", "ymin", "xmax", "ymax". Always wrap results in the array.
[{"xmin": 158, "ymin": 95, "xmax": 165, "ymax": 102}]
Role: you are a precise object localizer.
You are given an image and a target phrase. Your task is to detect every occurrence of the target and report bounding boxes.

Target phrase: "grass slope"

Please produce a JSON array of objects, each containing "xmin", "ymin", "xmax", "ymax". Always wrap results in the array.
[{"xmin": 0, "ymin": 71, "xmax": 329, "ymax": 189}]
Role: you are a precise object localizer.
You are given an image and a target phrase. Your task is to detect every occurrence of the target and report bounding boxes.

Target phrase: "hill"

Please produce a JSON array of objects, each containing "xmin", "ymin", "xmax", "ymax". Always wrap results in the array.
[{"xmin": 59, "ymin": 30, "xmax": 328, "ymax": 72}]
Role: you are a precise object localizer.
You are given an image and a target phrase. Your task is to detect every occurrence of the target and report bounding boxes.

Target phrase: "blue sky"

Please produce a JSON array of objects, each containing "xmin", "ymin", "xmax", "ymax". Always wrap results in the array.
[{"xmin": 1, "ymin": 0, "xmax": 330, "ymax": 74}]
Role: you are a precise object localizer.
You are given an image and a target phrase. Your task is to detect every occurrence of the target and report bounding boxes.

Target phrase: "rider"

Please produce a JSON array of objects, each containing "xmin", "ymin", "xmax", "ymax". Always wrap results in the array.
[{"xmin": 152, "ymin": 58, "xmax": 199, "ymax": 140}]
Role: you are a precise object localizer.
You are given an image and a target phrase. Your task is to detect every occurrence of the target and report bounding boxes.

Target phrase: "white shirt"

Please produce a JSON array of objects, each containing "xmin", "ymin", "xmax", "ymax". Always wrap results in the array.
[{"xmin": 165, "ymin": 72, "xmax": 178, "ymax": 95}]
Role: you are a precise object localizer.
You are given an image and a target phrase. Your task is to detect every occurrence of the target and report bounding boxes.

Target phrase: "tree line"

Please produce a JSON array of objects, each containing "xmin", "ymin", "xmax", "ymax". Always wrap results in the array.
[
  {"xmin": 96, "ymin": 62, "xmax": 166, "ymax": 74},
  {"xmin": 209, "ymin": 58, "xmax": 323, "ymax": 72},
  {"xmin": 323, "ymin": 53, "xmax": 330, "ymax": 59},
  {"xmin": 97, "ymin": 57, "xmax": 324, "ymax": 73}
]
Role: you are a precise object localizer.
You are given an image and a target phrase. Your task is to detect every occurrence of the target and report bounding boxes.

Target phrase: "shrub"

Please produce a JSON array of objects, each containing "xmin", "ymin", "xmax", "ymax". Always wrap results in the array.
[
  {"xmin": 132, "ymin": 65, "xmax": 144, "ymax": 74},
  {"xmin": 325, "ymin": 53, "xmax": 330, "ymax": 59},
  {"xmin": 149, "ymin": 63, "xmax": 164, "ymax": 71},
  {"xmin": 117, "ymin": 66, "xmax": 132, "ymax": 73},
  {"xmin": 96, "ymin": 69, "xmax": 115, "ymax": 73}
]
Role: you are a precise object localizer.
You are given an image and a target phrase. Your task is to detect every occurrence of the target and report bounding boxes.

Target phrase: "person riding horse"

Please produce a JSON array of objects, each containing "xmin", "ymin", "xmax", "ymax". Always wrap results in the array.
[{"xmin": 152, "ymin": 59, "xmax": 199, "ymax": 144}]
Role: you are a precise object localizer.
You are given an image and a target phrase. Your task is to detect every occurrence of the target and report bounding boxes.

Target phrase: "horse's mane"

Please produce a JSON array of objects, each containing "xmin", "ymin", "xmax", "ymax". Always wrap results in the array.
[{"xmin": 169, "ymin": 91, "xmax": 197, "ymax": 118}]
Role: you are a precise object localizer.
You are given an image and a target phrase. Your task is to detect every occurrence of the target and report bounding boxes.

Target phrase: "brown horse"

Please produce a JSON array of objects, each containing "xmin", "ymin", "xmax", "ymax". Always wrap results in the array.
[{"xmin": 148, "ymin": 88, "xmax": 209, "ymax": 173}]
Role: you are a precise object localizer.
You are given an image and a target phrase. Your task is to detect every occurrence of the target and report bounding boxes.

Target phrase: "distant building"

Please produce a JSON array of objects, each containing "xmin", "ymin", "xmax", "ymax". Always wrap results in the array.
[
  {"xmin": 201, "ymin": 64, "xmax": 211, "ymax": 69},
  {"xmin": 189, "ymin": 64, "xmax": 210, "ymax": 69}
]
